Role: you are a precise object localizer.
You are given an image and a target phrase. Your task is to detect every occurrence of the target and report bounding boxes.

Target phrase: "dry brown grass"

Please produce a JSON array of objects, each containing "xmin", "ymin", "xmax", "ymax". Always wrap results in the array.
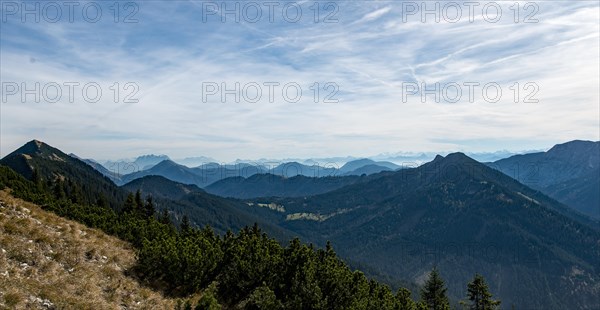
[{"xmin": 0, "ymin": 190, "xmax": 178, "ymax": 309}]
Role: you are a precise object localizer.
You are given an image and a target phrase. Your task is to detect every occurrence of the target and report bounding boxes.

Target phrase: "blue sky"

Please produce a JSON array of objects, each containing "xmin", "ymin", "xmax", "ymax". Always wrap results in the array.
[{"xmin": 1, "ymin": 1, "xmax": 598, "ymax": 161}]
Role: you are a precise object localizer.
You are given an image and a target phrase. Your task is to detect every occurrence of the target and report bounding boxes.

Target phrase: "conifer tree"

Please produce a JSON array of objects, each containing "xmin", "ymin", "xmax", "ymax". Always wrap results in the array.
[
  {"xmin": 465, "ymin": 274, "xmax": 501, "ymax": 310},
  {"xmin": 180, "ymin": 215, "xmax": 191, "ymax": 233},
  {"xmin": 159, "ymin": 209, "xmax": 170, "ymax": 224},
  {"xmin": 396, "ymin": 287, "xmax": 418, "ymax": 310},
  {"xmin": 31, "ymin": 168, "xmax": 43, "ymax": 191},
  {"xmin": 420, "ymin": 267, "xmax": 450, "ymax": 310},
  {"xmin": 134, "ymin": 190, "xmax": 143, "ymax": 209},
  {"xmin": 53, "ymin": 180, "xmax": 66, "ymax": 200},
  {"xmin": 96, "ymin": 194, "xmax": 109, "ymax": 208},
  {"xmin": 123, "ymin": 193, "xmax": 135, "ymax": 213},
  {"xmin": 144, "ymin": 196, "xmax": 155, "ymax": 218}
]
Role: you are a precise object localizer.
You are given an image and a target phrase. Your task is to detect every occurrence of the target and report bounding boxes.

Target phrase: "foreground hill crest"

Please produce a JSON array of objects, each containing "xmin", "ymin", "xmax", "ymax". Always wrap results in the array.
[{"xmin": 0, "ymin": 190, "xmax": 176, "ymax": 308}]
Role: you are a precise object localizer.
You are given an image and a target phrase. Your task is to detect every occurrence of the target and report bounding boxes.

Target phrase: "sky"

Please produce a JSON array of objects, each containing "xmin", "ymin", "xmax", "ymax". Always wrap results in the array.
[{"xmin": 1, "ymin": 0, "xmax": 599, "ymax": 162}]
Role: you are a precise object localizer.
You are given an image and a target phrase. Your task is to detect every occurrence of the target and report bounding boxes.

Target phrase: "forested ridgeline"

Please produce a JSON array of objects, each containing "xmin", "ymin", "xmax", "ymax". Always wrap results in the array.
[{"xmin": 0, "ymin": 165, "xmax": 499, "ymax": 309}]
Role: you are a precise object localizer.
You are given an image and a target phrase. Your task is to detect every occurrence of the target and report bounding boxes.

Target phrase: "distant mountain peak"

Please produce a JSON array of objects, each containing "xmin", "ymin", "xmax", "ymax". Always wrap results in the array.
[
  {"xmin": 421, "ymin": 153, "xmax": 482, "ymax": 179},
  {"xmin": 132, "ymin": 154, "xmax": 172, "ymax": 170},
  {"xmin": 4, "ymin": 140, "xmax": 67, "ymax": 162},
  {"xmin": 135, "ymin": 154, "xmax": 170, "ymax": 161},
  {"xmin": 430, "ymin": 152, "xmax": 475, "ymax": 164}
]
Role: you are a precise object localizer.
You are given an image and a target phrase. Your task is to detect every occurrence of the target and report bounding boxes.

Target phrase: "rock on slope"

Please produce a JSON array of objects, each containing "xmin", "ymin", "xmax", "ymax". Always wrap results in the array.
[{"xmin": 0, "ymin": 190, "xmax": 176, "ymax": 309}]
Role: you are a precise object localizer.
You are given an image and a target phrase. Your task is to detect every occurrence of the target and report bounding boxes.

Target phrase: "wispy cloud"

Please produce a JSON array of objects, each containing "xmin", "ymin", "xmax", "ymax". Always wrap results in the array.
[
  {"xmin": 352, "ymin": 6, "xmax": 391, "ymax": 24},
  {"xmin": 1, "ymin": 1, "xmax": 598, "ymax": 161}
]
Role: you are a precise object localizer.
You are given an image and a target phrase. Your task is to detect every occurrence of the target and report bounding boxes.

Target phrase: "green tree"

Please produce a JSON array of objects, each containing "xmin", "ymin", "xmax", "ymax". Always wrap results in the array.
[
  {"xmin": 144, "ymin": 195, "xmax": 155, "ymax": 218},
  {"xmin": 123, "ymin": 193, "xmax": 135, "ymax": 213},
  {"xmin": 134, "ymin": 190, "xmax": 143, "ymax": 209},
  {"xmin": 159, "ymin": 208, "xmax": 170, "ymax": 224},
  {"xmin": 243, "ymin": 284, "xmax": 283, "ymax": 310},
  {"xmin": 31, "ymin": 168, "xmax": 43, "ymax": 191},
  {"xmin": 196, "ymin": 283, "xmax": 221, "ymax": 310},
  {"xmin": 464, "ymin": 274, "xmax": 501, "ymax": 310},
  {"xmin": 396, "ymin": 287, "xmax": 417, "ymax": 310},
  {"xmin": 67, "ymin": 179, "xmax": 83, "ymax": 204},
  {"xmin": 96, "ymin": 194, "xmax": 109, "ymax": 208},
  {"xmin": 180, "ymin": 215, "xmax": 191, "ymax": 233},
  {"xmin": 218, "ymin": 225, "xmax": 282, "ymax": 303},
  {"xmin": 53, "ymin": 179, "xmax": 66, "ymax": 200},
  {"xmin": 278, "ymin": 239, "xmax": 324, "ymax": 309},
  {"xmin": 420, "ymin": 268, "xmax": 450, "ymax": 310},
  {"xmin": 366, "ymin": 280, "xmax": 397, "ymax": 310}
]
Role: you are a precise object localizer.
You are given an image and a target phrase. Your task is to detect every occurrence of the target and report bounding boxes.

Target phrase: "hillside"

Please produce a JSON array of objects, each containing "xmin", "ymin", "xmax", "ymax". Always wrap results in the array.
[
  {"xmin": 122, "ymin": 175, "xmax": 203, "ymax": 200},
  {"xmin": 80, "ymin": 158, "xmax": 123, "ymax": 185},
  {"xmin": 342, "ymin": 164, "xmax": 393, "ymax": 176},
  {"xmin": 120, "ymin": 160, "xmax": 267, "ymax": 188},
  {"xmin": 267, "ymin": 153, "xmax": 600, "ymax": 309},
  {"xmin": 205, "ymin": 173, "xmax": 365, "ymax": 199},
  {"xmin": 271, "ymin": 162, "xmax": 338, "ymax": 178},
  {"xmin": 119, "ymin": 175, "xmax": 295, "ymax": 239},
  {"xmin": 205, "ymin": 171, "xmax": 399, "ymax": 199},
  {"xmin": 120, "ymin": 160, "xmax": 207, "ymax": 187},
  {"xmin": 0, "ymin": 190, "xmax": 176, "ymax": 309},
  {"xmin": 339, "ymin": 159, "xmax": 400, "ymax": 175},
  {"xmin": 491, "ymin": 140, "xmax": 600, "ymax": 218}
]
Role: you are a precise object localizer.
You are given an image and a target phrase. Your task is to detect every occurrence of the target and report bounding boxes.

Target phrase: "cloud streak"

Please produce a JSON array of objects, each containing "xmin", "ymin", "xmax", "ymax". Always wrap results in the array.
[{"xmin": 0, "ymin": 1, "xmax": 598, "ymax": 161}]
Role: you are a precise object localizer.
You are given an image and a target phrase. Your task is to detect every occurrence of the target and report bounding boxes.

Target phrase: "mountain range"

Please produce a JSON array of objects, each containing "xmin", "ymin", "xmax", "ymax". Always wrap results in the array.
[
  {"xmin": 0, "ymin": 141, "xmax": 294, "ymax": 239},
  {"xmin": 129, "ymin": 150, "xmax": 600, "ymax": 309},
  {"xmin": 1, "ymin": 139, "xmax": 598, "ymax": 309},
  {"xmin": 96, "ymin": 158, "xmax": 400, "ymax": 188},
  {"xmin": 339, "ymin": 158, "xmax": 400, "ymax": 175},
  {"xmin": 204, "ymin": 174, "xmax": 365, "ymax": 199},
  {"xmin": 269, "ymin": 152, "xmax": 600, "ymax": 309}
]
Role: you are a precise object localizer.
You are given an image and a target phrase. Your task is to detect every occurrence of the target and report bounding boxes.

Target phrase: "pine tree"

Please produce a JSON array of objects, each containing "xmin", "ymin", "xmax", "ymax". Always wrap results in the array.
[
  {"xmin": 135, "ymin": 190, "xmax": 143, "ymax": 209},
  {"xmin": 31, "ymin": 168, "xmax": 43, "ymax": 191},
  {"xmin": 96, "ymin": 194, "xmax": 109, "ymax": 208},
  {"xmin": 465, "ymin": 274, "xmax": 500, "ymax": 310},
  {"xmin": 243, "ymin": 284, "xmax": 283, "ymax": 310},
  {"xmin": 53, "ymin": 180, "xmax": 66, "ymax": 200},
  {"xmin": 420, "ymin": 267, "xmax": 450, "ymax": 310},
  {"xmin": 396, "ymin": 287, "xmax": 417, "ymax": 310},
  {"xmin": 67, "ymin": 179, "xmax": 83, "ymax": 204},
  {"xmin": 196, "ymin": 283, "xmax": 221, "ymax": 310},
  {"xmin": 180, "ymin": 215, "xmax": 191, "ymax": 233},
  {"xmin": 144, "ymin": 196, "xmax": 155, "ymax": 218},
  {"xmin": 159, "ymin": 209, "xmax": 170, "ymax": 225},
  {"xmin": 123, "ymin": 193, "xmax": 135, "ymax": 213}
]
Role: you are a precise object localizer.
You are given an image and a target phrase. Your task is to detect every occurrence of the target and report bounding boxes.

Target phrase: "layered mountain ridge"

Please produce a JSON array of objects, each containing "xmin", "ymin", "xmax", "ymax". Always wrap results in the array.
[{"xmin": 1, "ymin": 140, "xmax": 598, "ymax": 309}]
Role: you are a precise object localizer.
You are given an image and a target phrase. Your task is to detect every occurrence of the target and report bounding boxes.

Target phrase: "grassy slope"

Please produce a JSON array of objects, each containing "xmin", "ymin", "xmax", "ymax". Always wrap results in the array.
[{"xmin": 0, "ymin": 190, "xmax": 177, "ymax": 309}]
